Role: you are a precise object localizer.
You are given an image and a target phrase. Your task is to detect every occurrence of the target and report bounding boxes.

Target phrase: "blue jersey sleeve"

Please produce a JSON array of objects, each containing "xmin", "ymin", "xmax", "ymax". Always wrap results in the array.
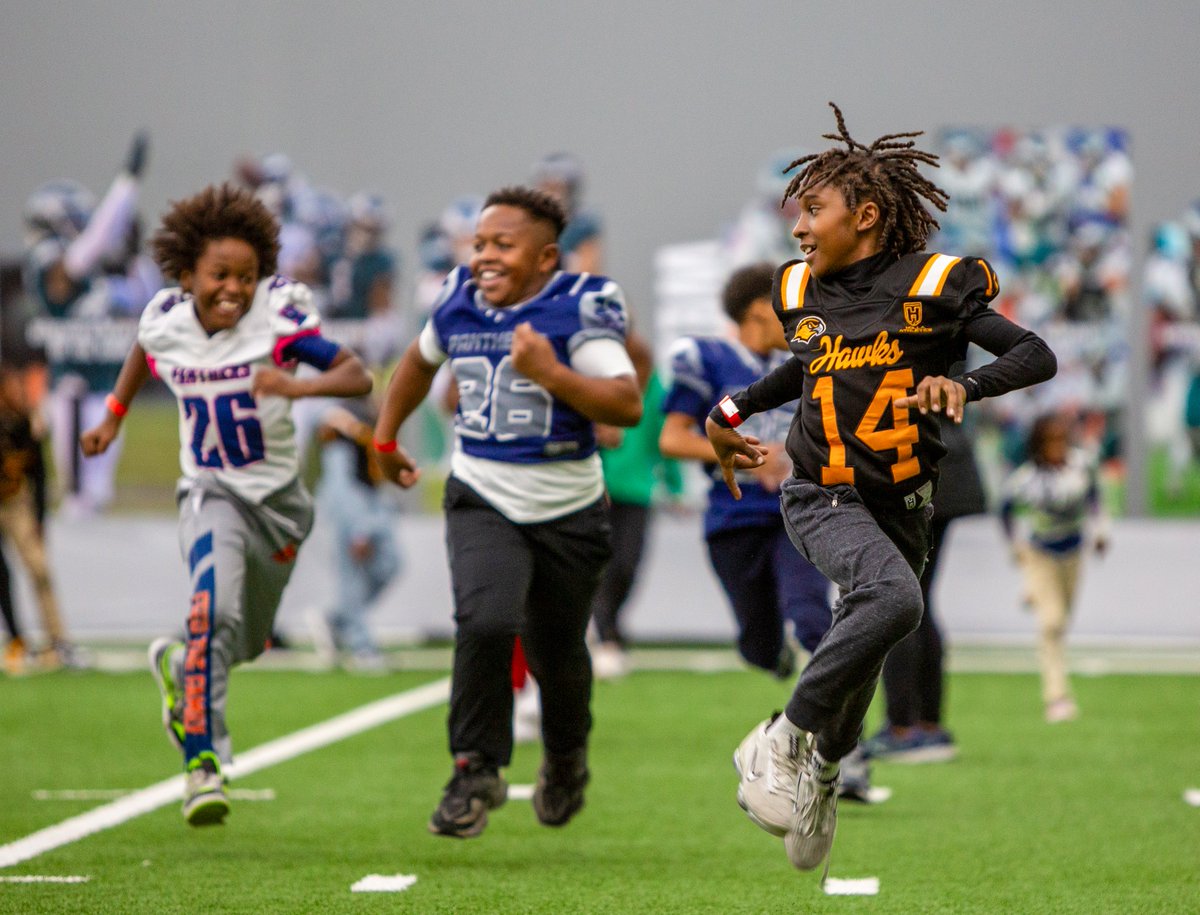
[
  {"xmin": 283, "ymin": 333, "xmax": 341, "ymax": 370},
  {"xmin": 662, "ymin": 337, "xmax": 713, "ymax": 422}
]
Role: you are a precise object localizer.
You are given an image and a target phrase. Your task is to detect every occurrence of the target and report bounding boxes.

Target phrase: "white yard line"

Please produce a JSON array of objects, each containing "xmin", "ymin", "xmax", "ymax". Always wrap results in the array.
[
  {"xmin": 33, "ymin": 788, "xmax": 276, "ymax": 802},
  {"xmin": 0, "ymin": 677, "xmax": 450, "ymax": 870}
]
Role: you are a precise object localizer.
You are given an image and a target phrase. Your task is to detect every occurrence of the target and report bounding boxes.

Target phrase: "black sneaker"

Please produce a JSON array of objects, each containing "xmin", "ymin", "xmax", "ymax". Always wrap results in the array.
[
  {"xmin": 428, "ymin": 753, "xmax": 508, "ymax": 838},
  {"xmin": 533, "ymin": 748, "xmax": 589, "ymax": 827}
]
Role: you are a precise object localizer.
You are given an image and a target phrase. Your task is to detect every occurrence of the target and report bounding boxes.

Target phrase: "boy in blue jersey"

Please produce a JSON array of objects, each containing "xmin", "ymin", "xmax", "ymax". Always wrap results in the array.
[
  {"xmin": 374, "ymin": 186, "xmax": 642, "ymax": 838},
  {"xmin": 660, "ymin": 263, "xmax": 831, "ymax": 676}
]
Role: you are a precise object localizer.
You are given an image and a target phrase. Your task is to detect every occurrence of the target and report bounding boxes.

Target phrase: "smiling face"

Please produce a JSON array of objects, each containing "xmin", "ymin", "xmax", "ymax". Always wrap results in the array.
[
  {"xmin": 469, "ymin": 204, "xmax": 559, "ymax": 308},
  {"xmin": 180, "ymin": 237, "xmax": 260, "ymax": 334},
  {"xmin": 791, "ymin": 183, "xmax": 882, "ymax": 278}
]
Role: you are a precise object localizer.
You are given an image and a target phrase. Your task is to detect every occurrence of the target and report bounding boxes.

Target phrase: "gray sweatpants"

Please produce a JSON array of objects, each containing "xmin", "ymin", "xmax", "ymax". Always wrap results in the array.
[
  {"xmin": 778, "ymin": 476, "xmax": 932, "ymax": 762},
  {"xmin": 168, "ymin": 477, "xmax": 313, "ymax": 767}
]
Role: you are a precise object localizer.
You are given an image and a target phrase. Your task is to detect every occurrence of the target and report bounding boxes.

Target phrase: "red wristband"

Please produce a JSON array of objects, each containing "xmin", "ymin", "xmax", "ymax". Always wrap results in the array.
[
  {"xmin": 717, "ymin": 395, "xmax": 743, "ymax": 428},
  {"xmin": 373, "ymin": 438, "xmax": 398, "ymax": 453},
  {"xmin": 105, "ymin": 393, "xmax": 128, "ymax": 418}
]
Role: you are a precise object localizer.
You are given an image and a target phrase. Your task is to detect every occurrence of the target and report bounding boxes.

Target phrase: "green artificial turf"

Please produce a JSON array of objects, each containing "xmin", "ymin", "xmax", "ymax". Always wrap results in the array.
[{"xmin": 0, "ymin": 662, "xmax": 1196, "ymax": 913}]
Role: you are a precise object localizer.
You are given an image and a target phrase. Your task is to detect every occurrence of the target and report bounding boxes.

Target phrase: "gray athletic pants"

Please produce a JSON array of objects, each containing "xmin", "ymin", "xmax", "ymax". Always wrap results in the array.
[
  {"xmin": 778, "ymin": 476, "xmax": 932, "ymax": 762},
  {"xmin": 169, "ymin": 477, "xmax": 313, "ymax": 767}
]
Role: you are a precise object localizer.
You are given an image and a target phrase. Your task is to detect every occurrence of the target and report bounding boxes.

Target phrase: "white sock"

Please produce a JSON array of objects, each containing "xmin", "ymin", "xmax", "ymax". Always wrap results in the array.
[
  {"xmin": 768, "ymin": 713, "xmax": 803, "ymax": 739},
  {"xmin": 812, "ymin": 751, "xmax": 840, "ymax": 783}
]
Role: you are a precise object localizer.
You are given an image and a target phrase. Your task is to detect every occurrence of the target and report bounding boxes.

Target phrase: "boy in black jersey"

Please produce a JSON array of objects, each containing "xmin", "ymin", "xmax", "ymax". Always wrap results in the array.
[{"xmin": 708, "ymin": 104, "xmax": 1056, "ymax": 872}]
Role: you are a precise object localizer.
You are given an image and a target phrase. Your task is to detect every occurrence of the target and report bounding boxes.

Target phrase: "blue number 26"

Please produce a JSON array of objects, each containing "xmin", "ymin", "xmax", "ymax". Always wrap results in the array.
[{"xmin": 183, "ymin": 392, "xmax": 265, "ymax": 468}]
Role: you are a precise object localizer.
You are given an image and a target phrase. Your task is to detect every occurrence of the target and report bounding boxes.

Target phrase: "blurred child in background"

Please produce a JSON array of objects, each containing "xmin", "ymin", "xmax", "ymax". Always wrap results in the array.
[
  {"xmin": 661, "ymin": 263, "xmax": 832, "ymax": 678},
  {"xmin": 1000, "ymin": 412, "xmax": 1108, "ymax": 723},
  {"xmin": 0, "ymin": 364, "xmax": 80, "ymax": 670},
  {"xmin": 589, "ymin": 330, "xmax": 683, "ymax": 680},
  {"xmin": 309, "ymin": 397, "xmax": 401, "ymax": 672}
]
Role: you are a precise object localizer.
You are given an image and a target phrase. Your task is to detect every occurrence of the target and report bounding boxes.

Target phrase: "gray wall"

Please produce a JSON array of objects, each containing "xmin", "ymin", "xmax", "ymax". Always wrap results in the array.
[
  {"xmin": 2, "ymin": 1, "xmax": 1197, "ymax": 318},
  {"xmin": 43, "ymin": 512, "xmax": 1200, "ymax": 649}
]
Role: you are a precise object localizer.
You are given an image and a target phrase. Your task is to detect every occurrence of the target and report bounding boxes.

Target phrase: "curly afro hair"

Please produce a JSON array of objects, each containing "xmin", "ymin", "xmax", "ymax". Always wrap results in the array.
[{"xmin": 151, "ymin": 183, "xmax": 280, "ymax": 281}]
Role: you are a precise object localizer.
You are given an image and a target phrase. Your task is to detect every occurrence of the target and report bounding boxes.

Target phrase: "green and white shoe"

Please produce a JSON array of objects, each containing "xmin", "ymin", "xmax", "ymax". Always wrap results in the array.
[
  {"xmin": 148, "ymin": 638, "xmax": 186, "ymax": 752},
  {"xmin": 183, "ymin": 753, "xmax": 229, "ymax": 827}
]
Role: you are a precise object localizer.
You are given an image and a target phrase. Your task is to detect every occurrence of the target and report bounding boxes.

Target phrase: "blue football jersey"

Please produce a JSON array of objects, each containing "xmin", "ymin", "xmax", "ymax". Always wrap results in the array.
[
  {"xmin": 663, "ymin": 337, "xmax": 797, "ymax": 536},
  {"xmin": 428, "ymin": 266, "xmax": 629, "ymax": 464}
]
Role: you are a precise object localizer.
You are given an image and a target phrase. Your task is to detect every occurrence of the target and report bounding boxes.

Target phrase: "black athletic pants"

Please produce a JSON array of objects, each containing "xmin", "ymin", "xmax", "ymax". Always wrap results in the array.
[
  {"xmin": 443, "ymin": 477, "xmax": 611, "ymax": 767},
  {"xmin": 590, "ymin": 499, "xmax": 650, "ymax": 646},
  {"xmin": 881, "ymin": 517, "xmax": 952, "ymax": 728}
]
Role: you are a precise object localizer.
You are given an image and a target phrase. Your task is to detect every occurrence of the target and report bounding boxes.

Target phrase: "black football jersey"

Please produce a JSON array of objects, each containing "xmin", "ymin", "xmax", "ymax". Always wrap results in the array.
[{"xmin": 712, "ymin": 250, "xmax": 1055, "ymax": 512}]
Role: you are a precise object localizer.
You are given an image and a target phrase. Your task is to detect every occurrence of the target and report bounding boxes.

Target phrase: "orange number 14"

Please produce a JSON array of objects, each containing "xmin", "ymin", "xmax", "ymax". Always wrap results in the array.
[{"xmin": 811, "ymin": 369, "xmax": 920, "ymax": 486}]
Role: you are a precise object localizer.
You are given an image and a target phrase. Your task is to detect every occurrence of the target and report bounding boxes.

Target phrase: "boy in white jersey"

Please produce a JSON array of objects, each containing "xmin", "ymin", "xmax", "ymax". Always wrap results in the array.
[
  {"xmin": 81, "ymin": 184, "xmax": 372, "ymax": 826},
  {"xmin": 373, "ymin": 186, "xmax": 642, "ymax": 838}
]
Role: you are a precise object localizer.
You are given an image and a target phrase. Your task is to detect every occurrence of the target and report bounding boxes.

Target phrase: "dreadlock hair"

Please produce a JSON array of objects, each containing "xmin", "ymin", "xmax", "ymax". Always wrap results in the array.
[
  {"xmin": 152, "ymin": 183, "xmax": 280, "ymax": 281},
  {"xmin": 483, "ymin": 186, "xmax": 567, "ymax": 239},
  {"xmin": 722, "ymin": 262, "xmax": 775, "ymax": 323},
  {"xmin": 780, "ymin": 102, "xmax": 948, "ymax": 257}
]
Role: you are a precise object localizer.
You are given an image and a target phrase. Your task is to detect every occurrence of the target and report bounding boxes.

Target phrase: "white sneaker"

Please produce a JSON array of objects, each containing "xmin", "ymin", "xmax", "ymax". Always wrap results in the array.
[
  {"xmin": 733, "ymin": 715, "xmax": 806, "ymax": 837},
  {"xmin": 591, "ymin": 641, "xmax": 629, "ymax": 680},
  {"xmin": 513, "ymin": 679, "xmax": 541, "ymax": 745},
  {"xmin": 785, "ymin": 759, "xmax": 839, "ymax": 870}
]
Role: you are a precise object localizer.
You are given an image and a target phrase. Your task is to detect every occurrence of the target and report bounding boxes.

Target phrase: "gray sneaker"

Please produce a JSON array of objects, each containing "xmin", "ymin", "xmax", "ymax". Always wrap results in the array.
[
  {"xmin": 148, "ymin": 638, "xmax": 185, "ymax": 752},
  {"xmin": 733, "ymin": 715, "xmax": 808, "ymax": 837},
  {"xmin": 785, "ymin": 758, "xmax": 839, "ymax": 870},
  {"xmin": 183, "ymin": 754, "xmax": 229, "ymax": 827}
]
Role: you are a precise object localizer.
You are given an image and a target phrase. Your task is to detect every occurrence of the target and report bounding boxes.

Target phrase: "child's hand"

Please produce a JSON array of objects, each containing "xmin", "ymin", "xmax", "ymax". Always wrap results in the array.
[
  {"xmin": 80, "ymin": 415, "xmax": 121, "ymax": 457},
  {"xmin": 704, "ymin": 417, "xmax": 766, "ymax": 501},
  {"xmin": 376, "ymin": 443, "xmax": 421, "ymax": 489},
  {"xmin": 510, "ymin": 322, "xmax": 559, "ymax": 384},
  {"xmin": 897, "ymin": 376, "xmax": 967, "ymax": 423}
]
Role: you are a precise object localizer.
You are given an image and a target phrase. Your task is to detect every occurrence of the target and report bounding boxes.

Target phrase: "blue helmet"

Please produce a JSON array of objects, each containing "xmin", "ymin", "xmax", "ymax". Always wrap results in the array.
[{"xmin": 24, "ymin": 179, "xmax": 95, "ymax": 240}]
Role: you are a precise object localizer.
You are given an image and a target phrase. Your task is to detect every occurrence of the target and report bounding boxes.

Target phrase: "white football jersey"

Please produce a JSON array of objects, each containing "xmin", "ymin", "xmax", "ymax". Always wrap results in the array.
[{"xmin": 139, "ymin": 276, "xmax": 322, "ymax": 503}]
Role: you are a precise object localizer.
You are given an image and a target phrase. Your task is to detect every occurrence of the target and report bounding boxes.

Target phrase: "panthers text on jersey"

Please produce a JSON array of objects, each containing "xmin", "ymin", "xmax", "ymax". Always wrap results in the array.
[
  {"xmin": 664, "ymin": 336, "xmax": 796, "ymax": 537},
  {"xmin": 711, "ymin": 250, "xmax": 1056, "ymax": 512},
  {"xmin": 423, "ymin": 265, "xmax": 629, "ymax": 465},
  {"xmin": 139, "ymin": 276, "xmax": 337, "ymax": 504}
]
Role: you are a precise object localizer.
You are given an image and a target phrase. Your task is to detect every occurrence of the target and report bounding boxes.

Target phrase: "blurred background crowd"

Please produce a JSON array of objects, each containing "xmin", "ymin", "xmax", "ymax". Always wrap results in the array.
[{"xmin": 0, "ymin": 122, "xmax": 1197, "ymax": 686}]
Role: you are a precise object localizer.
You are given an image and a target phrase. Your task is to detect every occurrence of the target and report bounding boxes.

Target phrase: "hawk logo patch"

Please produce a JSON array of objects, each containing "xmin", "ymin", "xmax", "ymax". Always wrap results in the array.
[{"xmin": 793, "ymin": 315, "xmax": 827, "ymax": 344}]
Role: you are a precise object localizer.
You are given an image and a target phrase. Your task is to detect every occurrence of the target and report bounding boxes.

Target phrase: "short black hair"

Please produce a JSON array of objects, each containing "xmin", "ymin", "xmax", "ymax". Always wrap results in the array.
[
  {"xmin": 1027, "ymin": 412, "xmax": 1070, "ymax": 465},
  {"xmin": 152, "ymin": 183, "xmax": 280, "ymax": 281},
  {"xmin": 483, "ymin": 186, "xmax": 567, "ymax": 239},
  {"xmin": 722, "ymin": 262, "xmax": 775, "ymax": 323}
]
